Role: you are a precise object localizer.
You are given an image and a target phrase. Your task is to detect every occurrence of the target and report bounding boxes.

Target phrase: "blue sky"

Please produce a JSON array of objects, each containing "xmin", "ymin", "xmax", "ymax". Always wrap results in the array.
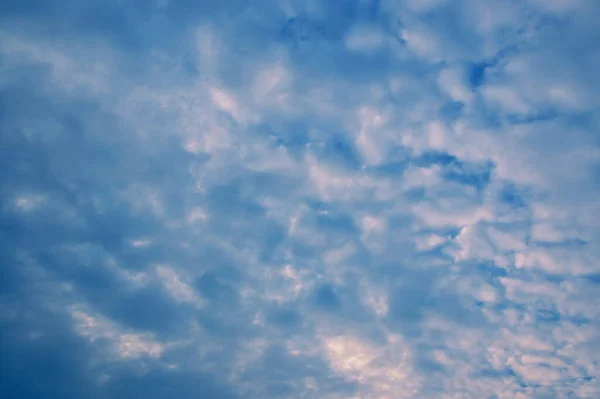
[{"xmin": 1, "ymin": 0, "xmax": 599, "ymax": 398}]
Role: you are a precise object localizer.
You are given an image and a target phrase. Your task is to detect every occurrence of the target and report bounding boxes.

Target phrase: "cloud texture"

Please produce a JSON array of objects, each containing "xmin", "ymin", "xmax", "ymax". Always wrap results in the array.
[{"xmin": 1, "ymin": 0, "xmax": 599, "ymax": 398}]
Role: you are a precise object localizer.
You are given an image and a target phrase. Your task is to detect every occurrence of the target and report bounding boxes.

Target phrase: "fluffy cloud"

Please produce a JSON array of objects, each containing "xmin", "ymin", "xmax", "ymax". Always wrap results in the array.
[{"xmin": 1, "ymin": 1, "xmax": 599, "ymax": 398}]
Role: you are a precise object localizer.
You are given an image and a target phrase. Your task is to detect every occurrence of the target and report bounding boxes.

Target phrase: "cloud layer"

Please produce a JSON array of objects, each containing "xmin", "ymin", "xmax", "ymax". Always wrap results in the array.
[{"xmin": 1, "ymin": 1, "xmax": 599, "ymax": 398}]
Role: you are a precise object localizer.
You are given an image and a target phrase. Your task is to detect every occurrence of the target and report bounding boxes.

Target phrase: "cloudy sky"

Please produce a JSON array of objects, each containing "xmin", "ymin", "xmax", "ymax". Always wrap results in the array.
[{"xmin": 1, "ymin": 0, "xmax": 599, "ymax": 398}]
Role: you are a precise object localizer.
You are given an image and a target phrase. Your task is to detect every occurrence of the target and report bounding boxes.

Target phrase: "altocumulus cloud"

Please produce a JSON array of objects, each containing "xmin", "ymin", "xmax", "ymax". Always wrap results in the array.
[{"xmin": 1, "ymin": 0, "xmax": 599, "ymax": 398}]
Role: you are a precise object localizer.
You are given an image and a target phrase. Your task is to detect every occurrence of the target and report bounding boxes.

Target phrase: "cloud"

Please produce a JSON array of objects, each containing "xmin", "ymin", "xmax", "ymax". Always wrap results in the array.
[{"xmin": 1, "ymin": 0, "xmax": 599, "ymax": 398}]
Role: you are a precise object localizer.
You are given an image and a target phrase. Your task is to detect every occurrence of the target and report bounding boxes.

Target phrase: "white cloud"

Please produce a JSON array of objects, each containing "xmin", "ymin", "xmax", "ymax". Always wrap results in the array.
[
  {"xmin": 71, "ymin": 308, "xmax": 163, "ymax": 359},
  {"xmin": 156, "ymin": 265, "xmax": 203, "ymax": 307},
  {"xmin": 438, "ymin": 66, "xmax": 472, "ymax": 104},
  {"xmin": 2, "ymin": 0, "xmax": 599, "ymax": 398},
  {"xmin": 322, "ymin": 334, "xmax": 421, "ymax": 398}
]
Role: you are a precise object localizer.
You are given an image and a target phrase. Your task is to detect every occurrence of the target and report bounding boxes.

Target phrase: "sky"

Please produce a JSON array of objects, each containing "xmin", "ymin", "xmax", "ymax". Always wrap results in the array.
[{"xmin": 0, "ymin": 0, "xmax": 599, "ymax": 398}]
